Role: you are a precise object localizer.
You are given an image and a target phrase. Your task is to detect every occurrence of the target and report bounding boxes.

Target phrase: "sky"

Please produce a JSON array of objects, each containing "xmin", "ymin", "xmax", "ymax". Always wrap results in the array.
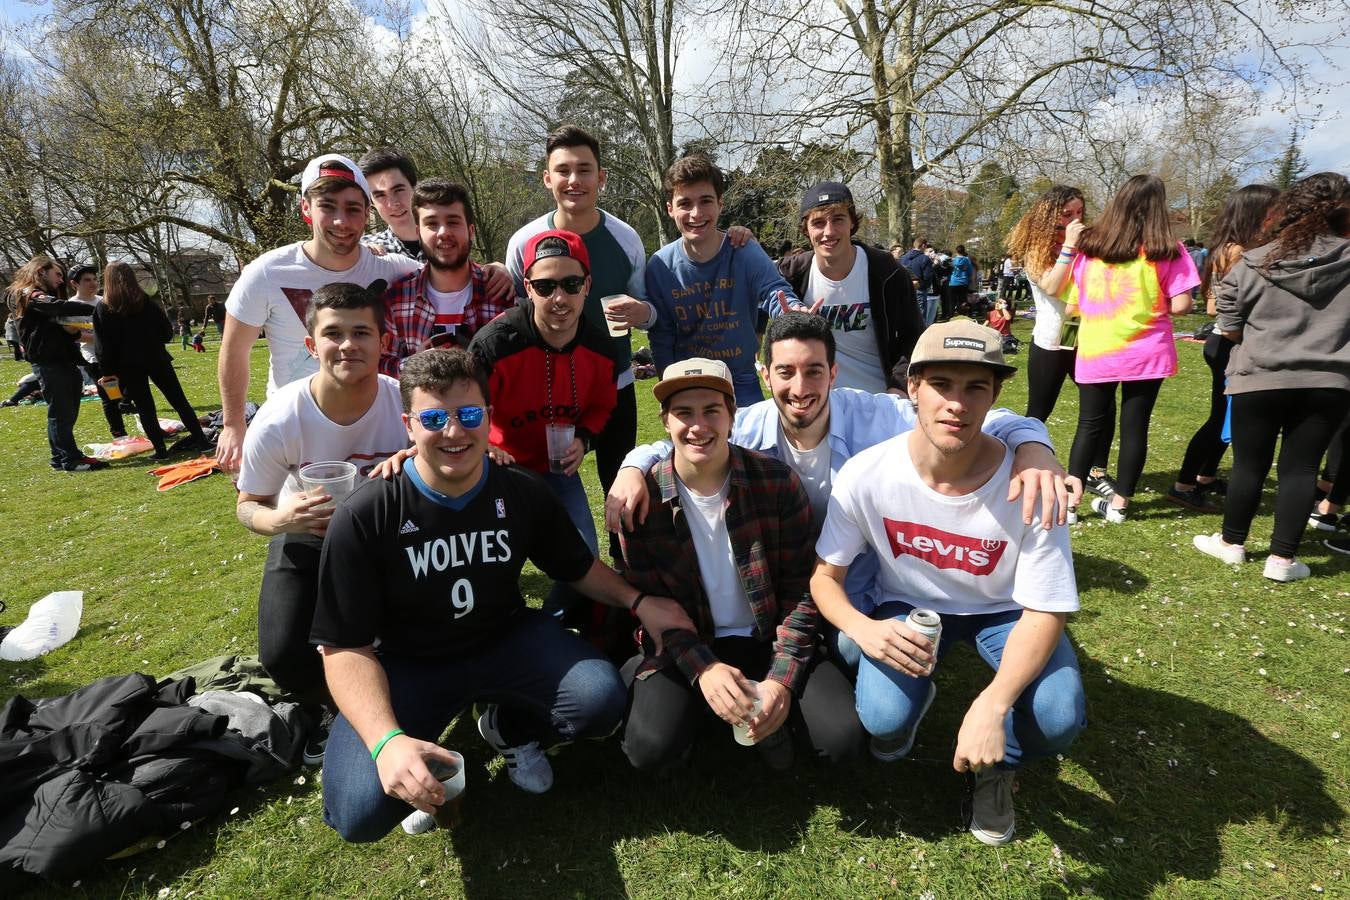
[{"xmin": 2, "ymin": 0, "xmax": 1347, "ymax": 177}]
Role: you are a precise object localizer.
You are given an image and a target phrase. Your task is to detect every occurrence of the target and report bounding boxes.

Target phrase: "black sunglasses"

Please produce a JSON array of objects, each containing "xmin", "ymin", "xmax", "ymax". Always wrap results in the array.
[
  {"xmin": 527, "ymin": 276, "xmax": 587, "ymax": 297},
  {"xmin": 412, "ymin": 406, "xmax": 486, "ymax": 430}
]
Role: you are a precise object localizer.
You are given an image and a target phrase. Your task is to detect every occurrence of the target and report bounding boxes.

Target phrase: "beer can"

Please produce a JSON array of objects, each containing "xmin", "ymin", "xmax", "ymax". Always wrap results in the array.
[{"xmin": 906, "ymin": 608, "xmax": 942, "ymax": 672}]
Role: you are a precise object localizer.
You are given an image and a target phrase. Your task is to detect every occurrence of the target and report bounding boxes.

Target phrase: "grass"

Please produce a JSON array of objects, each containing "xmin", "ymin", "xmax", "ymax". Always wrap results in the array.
[{"xmin": 0, "ymin": 314, "xmax": 1346, "ymax": 898}]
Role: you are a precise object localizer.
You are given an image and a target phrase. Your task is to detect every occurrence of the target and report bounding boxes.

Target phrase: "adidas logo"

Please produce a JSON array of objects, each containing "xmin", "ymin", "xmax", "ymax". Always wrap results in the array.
[{"xmin": 399, "ymin": 519, "xmax": 419, "ymax": 535}]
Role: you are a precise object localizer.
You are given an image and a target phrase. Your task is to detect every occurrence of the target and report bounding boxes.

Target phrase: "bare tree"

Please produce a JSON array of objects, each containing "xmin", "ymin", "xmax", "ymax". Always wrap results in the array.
[{"xmin": 719, "ymin": 0, "xmax": 1346, "ymax": 246}]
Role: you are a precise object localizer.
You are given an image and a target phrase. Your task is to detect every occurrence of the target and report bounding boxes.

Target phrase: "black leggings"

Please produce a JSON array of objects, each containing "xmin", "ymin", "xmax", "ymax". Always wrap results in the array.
[
  {"xmin": 1177, "ymin": 334, "xmax": 1233, "ymax": 485},
  {"xmin": 118, "ymin": 360, "xmax": 207, "ymax": 454},
  {"xmin": 1026, "ymin": 342, "xmax": 1112, "ymax": 470},
  {"xmin": 1222, "ymin": 388, "xmax": 1350, "ymax": 557},
  {"xmin": 1322, "ymin": 417, "xmax": 1350, "ymax": 506},
  {"xmin": 620, "ymin": 638, "xmax": 862, "ymax": 771},
  {"xmin": 1068, "ymin": 379, "xmax": 1164, "ymax": 498}
]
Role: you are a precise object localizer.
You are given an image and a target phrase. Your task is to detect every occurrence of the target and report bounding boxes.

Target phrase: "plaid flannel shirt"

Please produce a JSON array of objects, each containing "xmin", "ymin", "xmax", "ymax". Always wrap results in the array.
[
  {"xmin": 362, "ymin": 227, "xmax": 424, "ymax": 261},
  {"xmin": 379, "ymin": 263, "xmax": 509, "ymax": 376},
  {"xmin": 620, "ymin": 444, "xmax": 819, "ymax": 693}
]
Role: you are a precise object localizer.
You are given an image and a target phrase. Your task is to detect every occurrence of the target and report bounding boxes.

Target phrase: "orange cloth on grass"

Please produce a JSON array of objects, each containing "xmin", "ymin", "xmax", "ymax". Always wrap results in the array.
[{"xmin": 148, "ymin": 455, "xmax": 220, "ymax": 491}]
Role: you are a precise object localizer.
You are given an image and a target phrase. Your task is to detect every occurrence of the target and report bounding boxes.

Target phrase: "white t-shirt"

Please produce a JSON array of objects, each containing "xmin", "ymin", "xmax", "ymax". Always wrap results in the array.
[
  {"xmin": 675, "ymin": 476, "xmax": 755, "ymax": 637},
  {"xmin": 1029, "ymin": 277, "xmax": 1068, "ymax": 351},
  {"xmin": 71, "ymin": 295, "xmax": 102, "ymax": 364},
  {"xmin": 779, "ymin": 419, "xmax": 832, "ymax": 522},
  {"xmin": 226, "ymin": 243, "xmax": 419, "ymax": 396},
  {"xmin": 1003, "ymin": 258, "xmax": 1015, "ymax": 277},
  {"xmin": 805, "ymin": 250, "xmax": 884, "ymax": 393},
  {"xmin": 817, "ymin": 435, "xmax": 1078, "ymax": 616},
  {"xmin": 427, "ymin": 283, "xmax": 474, "ymax": 339},
  {"xmin": 237, "ymin": 373, "xmax": 409, "ymax": 501}
]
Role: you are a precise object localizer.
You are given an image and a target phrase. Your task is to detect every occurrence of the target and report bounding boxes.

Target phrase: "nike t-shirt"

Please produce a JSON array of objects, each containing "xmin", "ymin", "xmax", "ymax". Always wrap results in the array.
[
  {"xmin": 226, "ymin": 242, "xmax": 419, "ymax": 396},
  {"xmin": 312, "ymin": 462, "xmax": 594, "ymax": 657},
  {"xmin": 816, "ymin": 435, "xmax": 1078, "ymax": 616},
  {"xmin": 805, "ymin": 250, "xmax": 885, "ymax": 393}
]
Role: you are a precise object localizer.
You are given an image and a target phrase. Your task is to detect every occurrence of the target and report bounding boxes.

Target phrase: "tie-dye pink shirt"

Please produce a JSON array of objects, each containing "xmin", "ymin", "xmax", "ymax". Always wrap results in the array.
[{"xmin": 1069, "ymin": 244, "xmax": 1200, "ymax": 384}]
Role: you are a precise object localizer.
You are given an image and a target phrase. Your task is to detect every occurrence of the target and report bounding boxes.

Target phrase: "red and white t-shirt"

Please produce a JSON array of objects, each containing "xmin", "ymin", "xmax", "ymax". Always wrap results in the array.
[{"xmin": 816, "ymin": 435, "xmax": 1078, "ymax": 616}]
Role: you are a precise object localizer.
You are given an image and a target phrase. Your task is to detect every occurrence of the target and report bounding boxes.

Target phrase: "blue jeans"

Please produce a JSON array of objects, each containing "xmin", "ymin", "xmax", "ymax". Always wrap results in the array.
[
  {"xmin": 918, "ymin": 292, "xmax": 939, "ymax": 328},
  {"xmin": 847, "ymin": 602, "xmax": 1085, "ymax": 769},
  {"xmin": 322, "ymin": 609, "xmax": 626, "ymax": 842},
  {"xmin": 539, "ymin": 470, "xmax": 599, "ymax": 623},
  {"xmin": 32, "ymin": 362, "xmax": 83, "ymax": 467}
]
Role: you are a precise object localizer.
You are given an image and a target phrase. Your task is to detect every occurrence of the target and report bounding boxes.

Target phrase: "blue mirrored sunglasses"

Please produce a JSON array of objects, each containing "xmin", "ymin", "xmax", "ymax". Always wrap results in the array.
[{"xmin": 413, "ymin": 406, "xmax": 486, "ymax": 430}]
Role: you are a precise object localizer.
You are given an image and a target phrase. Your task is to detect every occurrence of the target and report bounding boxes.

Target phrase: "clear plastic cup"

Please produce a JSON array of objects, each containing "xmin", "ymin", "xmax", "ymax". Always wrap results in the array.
[
  {"xmin": 600, "ymin": 294, "xmax": 630, "ymax": 337},
  {"xmin": 731, "ymin": 681, "xmax": 763, "ymax": 746},
  {"xmin": 545, "ymin": 423, "xmax": 575, "ymax": 475},
  {"xmin": 298, "ymin": 461, "xmax": 358, "ymax": 508},
  {"xmin": 97, "ymin": 376, "xmax": 122, "ymax": 400}
]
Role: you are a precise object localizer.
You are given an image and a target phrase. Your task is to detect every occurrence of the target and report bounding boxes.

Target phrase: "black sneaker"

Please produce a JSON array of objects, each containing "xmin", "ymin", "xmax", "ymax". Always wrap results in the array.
[
  {"xmin": 967, "ymin": 768, "xmax": 1017, "ymax": 846},
  {"xmin": 754, "ymin": 728, "xmax": 795, "ymax": 772},
  {"xmin": 1197, "ymin": 478, "xmax": 1228, "ymax": 496},
  {"xmin": 1325, "ymin": 537, "xmax": 1350, "ymax": 556},
  {"xmin": 1086, "ymin": 473, "xmax": 1119, "ymax": 499},
  {"xmin": 1308, "ymin": 512, "xmax": 1345, "ymax": 532},
  {"xmin": 1167, "ymin": 486, "xmax": 1220, "ymax": 513},
  {"xmin": 303, "ymin": 709, "xmax": 335, "ymax": 766},
  {"xmin": 63, "ymin": 457, "xmax": 109, "ymax": 472}
]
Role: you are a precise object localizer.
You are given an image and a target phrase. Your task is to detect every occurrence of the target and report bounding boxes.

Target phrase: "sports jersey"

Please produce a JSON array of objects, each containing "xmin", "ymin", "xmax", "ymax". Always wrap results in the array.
[
  {"xmin": 226, "ymin": 242, "xmax": 419, "ymax": 396},
  {"xmin": 468, "ymin": 302, "xmax": 618, "ymax": 474},
  {"xmin": 237, "ymin": 373, "xmax": 408, "ymax": 500},
  {"xmin": 817, "ymin": 435, "xmax": 1079, "ymax": 616},
  {"xmin": 506, "ymin": 210, "xmax": 646, "ymax": 387},
  {"xmin": 312, "ymin": 461, "xmax": 594, "ymax": 657}
]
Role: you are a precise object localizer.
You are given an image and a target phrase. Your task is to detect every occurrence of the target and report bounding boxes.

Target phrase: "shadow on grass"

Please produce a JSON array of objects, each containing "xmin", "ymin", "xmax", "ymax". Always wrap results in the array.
[
  {"xmin": 1072, "ymin": 554, "xmax": 1149, "ymax": 595},
  {"xmin": 1030, "ymin": 653, "xmax": 1344, "ymax": 895}
]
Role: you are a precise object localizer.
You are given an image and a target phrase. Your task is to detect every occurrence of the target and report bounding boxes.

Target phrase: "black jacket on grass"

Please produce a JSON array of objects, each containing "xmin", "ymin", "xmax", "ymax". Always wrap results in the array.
[{"xmin": 0, "ymin": 672, "xmax": 305, "ymax": 885}]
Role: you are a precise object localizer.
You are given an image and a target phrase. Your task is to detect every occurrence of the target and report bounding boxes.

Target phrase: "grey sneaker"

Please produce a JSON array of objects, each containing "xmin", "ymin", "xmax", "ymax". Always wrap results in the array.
[
  {"xmin": 968, "ymin": 768, "xmax": 1016, "ymax": 846},
  {"xmin": 477, "ymin": 704, "xmax": 553, "ymax": 794},
  {"xmin": 870, "ymin": 682, "xmax": 937, "ymax": 762}
]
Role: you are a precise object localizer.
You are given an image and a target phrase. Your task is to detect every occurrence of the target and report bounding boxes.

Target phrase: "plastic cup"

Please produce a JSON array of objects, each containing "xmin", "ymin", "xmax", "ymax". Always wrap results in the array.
[
  {"xmin": 731, "ymin": 681, "xmax": 764, "ymax": 746},
  {"xmin": 600, "ymin": 294, "xmax": 630, "ymax": 337},
  {"xmin": 425, "ymin": 753, "xmax": 467, "ymax": 828},
  {"xmin": 545, "ymin": 423, "xmax": 575, "ymax": 475},
  {"xmin": 97, "ymin": 376, "xmax": 122, "ymax": 400},
  {"xmin": 298, "ymin": 461, "xmax": 358, "ymax": 508}
]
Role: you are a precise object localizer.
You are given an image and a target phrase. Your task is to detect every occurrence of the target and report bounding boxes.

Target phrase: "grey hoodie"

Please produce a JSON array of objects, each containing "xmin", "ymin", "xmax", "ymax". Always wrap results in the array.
[{"xmin": 1215, "ymin": 233, "xmax": 1350, "ymax": 394}]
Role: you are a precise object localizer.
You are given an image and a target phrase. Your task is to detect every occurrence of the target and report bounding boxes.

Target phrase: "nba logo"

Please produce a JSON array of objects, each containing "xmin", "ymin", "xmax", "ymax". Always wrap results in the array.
[{"xmin": 496, "ymin": 499, "xmax": 506, "ymax": 519}]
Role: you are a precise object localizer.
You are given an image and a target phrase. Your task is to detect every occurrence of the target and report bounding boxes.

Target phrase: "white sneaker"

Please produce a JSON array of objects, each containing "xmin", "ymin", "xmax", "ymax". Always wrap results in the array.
[
  {"xmin": 477, "ymin": 705, "xmax": 553, "ymax": 794},
  {"xmin": 1263, "ymin": 556, "xmax": 1310, "ymax": 583},
  {"xmin": 401, "ymin": 808, "xmax": 436, "ymax": 835},
  {"xmin": 1192, "ymin": 533, "xmax": 1246, "ymax": 565},
  {"xmin": 1090, "ymin": 496, "xmax": 1126, "ymax": 524}
]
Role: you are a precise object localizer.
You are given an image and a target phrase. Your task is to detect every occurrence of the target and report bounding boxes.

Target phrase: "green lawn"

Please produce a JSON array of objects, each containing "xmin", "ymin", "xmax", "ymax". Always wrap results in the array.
[{"xmin": 0, "ymin": 317, "xmax": 1345, "ymax": 898}]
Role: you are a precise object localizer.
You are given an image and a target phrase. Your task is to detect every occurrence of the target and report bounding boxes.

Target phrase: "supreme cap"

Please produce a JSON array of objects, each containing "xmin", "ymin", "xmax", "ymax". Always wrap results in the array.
[
  {"xmin": 909, "ymin": 319, "xmax": 1017, "ymax": 376},
  {"xmin": 653, "ymin": 357, "xmax": 735, "ymax": 404},
  {"xmin": 799, "ymin": 181, "xmax": 854, "ymax": 218},
  {"xmin": 523, "ymin": 229, "xmax": 590, "ymax": 275},
  {"xmin": 299, "ymin": 153, "xmax": 373, "ymax": 203}
]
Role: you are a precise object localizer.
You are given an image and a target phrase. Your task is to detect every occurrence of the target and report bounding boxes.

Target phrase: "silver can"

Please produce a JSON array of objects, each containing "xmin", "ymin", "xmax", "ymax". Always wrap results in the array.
[{"xmin": 906, "ymin": 608, "xmax": 942, "ymax": 673}]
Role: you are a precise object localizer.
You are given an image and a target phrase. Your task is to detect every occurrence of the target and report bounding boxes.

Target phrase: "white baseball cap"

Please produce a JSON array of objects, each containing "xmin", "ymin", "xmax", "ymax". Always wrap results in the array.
[{"xmin": 299, "ymin": 153, "xmax": 372, "ymax": 204}]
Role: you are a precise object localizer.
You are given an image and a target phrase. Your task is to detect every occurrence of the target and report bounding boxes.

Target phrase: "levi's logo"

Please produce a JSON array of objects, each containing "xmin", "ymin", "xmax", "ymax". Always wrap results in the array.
[
  {"xmin": 882, "ymin": 519, "xmax": 1007, "ymax": 575},
  {"xmin": 943, "ymin": 337, "xmax": 985, "ymax": 351}
]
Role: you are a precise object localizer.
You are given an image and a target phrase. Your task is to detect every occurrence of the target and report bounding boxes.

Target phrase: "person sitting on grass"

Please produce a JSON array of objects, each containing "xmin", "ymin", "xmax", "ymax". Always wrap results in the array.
[
  {"xmin": 234, "ymin": 281, "xmax": 407, "ymax": 763},
  {"xmin": 811, "ymin": 320, "xmax": 1086, "ymax": 847},
  {"xmin": 617, "ymin": 357, "xmax": 864, "ymax": 774},
  {"xmin": 311, "ymin": 348, "xmax": 691, "ymax": 841}
]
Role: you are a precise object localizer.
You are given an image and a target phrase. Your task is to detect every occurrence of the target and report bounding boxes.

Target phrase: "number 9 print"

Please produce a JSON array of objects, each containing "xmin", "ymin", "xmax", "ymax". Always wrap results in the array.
[{"xmin": 451, "ymin": 579, "xmax": 474, "ymax": 619}]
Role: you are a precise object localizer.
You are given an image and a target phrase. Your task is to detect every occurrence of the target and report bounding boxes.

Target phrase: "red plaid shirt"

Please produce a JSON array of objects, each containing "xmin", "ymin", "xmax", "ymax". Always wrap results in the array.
[
  {"xmin": 620, "ymin": 445, "xmax": 819, "ymax": 693},
  {"xmin": 379, "ymin": 262, "xmax": 509, "ymax": 376}
]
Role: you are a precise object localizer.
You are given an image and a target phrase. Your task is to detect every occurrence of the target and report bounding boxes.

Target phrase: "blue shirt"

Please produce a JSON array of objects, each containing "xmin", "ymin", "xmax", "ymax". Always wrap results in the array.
[
  {"xmin": 622, "ymin": 387, "xmax": 1054, "ymax": 612},
  {"xmin": 950, "ymin": 255, "xmax": 974, "ymax": 287},
  {"xmin": 645, "ymin": 236, "xmax": 798, "ymax": 407}
]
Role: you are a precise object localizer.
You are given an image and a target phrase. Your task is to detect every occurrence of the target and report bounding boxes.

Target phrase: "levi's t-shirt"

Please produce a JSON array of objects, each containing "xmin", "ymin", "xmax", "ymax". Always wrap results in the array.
[
  {"xmin": 312, "ymin": 461, "xmax": 594, "ymax": 657},
  {"xmin": 816, "ymin": 434, "xmax": 1079, "ymax": 616}
]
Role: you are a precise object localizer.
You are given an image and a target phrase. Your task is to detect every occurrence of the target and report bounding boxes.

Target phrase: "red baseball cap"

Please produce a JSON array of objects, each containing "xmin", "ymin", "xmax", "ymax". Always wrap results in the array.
[{"xmin": 523, "ymin": 229, "xmax": 590, "ymax": 275}]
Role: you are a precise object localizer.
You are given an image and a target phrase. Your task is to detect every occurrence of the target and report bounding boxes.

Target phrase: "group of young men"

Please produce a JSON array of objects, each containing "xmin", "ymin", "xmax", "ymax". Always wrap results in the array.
[{"xmin": 219, "ymin": 125, "xmax": 1085, "ymax": 848}]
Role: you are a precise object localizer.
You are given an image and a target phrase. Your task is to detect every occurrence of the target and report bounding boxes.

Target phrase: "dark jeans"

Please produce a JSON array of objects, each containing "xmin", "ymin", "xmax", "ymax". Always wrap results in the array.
[
  {"xmin": 258, "ymin": 533, "xmax": 329, "ymax": 705},
  {"xmin": 78, "ymin": 360, "xmax": 126, "ymax": 438},
  {"xmin": 1068, "ymin": 378, "xmax": 1164, "ymax": 498},
  {"xmin": 1222, "ymin": 388, "xmax": 1350, "ymax": 557},
  {"xmin": 595, "ymin": 383, "xmax": 637, "ymax": 559},
  {"xmin": 1025, "ymin": 343, "xmax": 1117, "ymax": 475},
  {"xmin": 947, "ymin": 285, "xmax": 969, "ymax": 319},
  {"xmin": 8, "ymin": 340, "xmax": 22, "ymax": 362},
  {"xmin": 1177, "ymin": 334, "xmax": 1233, "ymax": 485},
  {"xmin": 620, "ymin": 637, "xmax": 863, "ymax": 771},
  {"xmin": 322, "ymin": 609, "xmax": 626, "ymax": 843},
  {"xmin": 32, "ymin": 362, "xmax": 83, "ymax": 467},
  {"xmin": 118, "ymin": 360, "xmax": 207, "ymax": 454}
]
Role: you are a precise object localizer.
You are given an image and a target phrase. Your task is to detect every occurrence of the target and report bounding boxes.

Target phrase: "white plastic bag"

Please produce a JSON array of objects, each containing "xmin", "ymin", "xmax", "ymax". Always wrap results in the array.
[{"xmin": 0, "ymin": 591, "xmax": 83, "ymax": 661}]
